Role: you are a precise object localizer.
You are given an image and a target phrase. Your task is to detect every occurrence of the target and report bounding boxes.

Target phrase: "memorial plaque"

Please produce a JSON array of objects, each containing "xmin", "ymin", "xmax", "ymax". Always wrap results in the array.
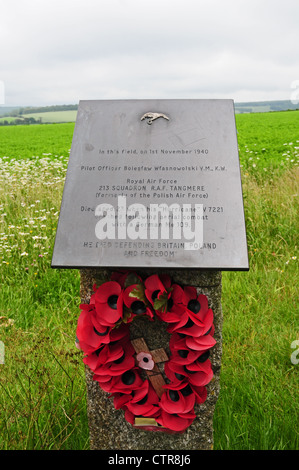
[{"xmin": 51, "ymin": 99, "xmax": 248, "ymax": 270}]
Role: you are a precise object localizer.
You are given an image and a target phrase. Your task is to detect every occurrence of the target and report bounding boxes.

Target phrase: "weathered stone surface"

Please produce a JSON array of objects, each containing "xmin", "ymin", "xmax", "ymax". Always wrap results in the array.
[{"xmin": 80, "ymin": 268, "xmax": 222, "ymax": 450}]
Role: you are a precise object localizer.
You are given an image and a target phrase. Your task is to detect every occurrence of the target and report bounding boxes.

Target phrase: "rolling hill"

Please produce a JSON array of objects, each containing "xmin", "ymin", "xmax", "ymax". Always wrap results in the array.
[{"xmin": 1, "ymin": 100, "xmax": 299, "ymax": 125}]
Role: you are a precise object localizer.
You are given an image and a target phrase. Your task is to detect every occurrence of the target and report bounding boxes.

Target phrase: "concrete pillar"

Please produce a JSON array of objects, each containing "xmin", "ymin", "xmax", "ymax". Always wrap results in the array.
[{"xmin": 79, "ymin": 268, "xmax": 222, "ymax": 451}]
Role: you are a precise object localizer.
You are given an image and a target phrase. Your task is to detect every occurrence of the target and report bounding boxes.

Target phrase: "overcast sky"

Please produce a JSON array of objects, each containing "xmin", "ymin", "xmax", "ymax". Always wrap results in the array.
[{"xmin": 1, "ymin": 0, "xmax": 299, "ymax": 106}]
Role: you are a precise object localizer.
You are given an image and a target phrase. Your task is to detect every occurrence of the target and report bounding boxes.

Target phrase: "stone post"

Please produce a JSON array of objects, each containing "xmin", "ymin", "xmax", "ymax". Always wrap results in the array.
[{"xmin": 80, "ymin": 268, "xmax": 222, "ymax": 451}]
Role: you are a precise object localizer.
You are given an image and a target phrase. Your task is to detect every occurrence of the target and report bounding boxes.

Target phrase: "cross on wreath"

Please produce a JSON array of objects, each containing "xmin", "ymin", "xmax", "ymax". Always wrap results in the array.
[
  {"xmin": 130, "ymin": 337, "xmax": 169, "ymax": 429},
  {"xmin": 130, "ymin": 337, "xmax": 168, "ymax": 398}
]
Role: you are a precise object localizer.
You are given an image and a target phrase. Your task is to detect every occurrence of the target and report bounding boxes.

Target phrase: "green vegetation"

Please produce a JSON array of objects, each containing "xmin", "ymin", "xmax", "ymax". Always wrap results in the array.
[
  {"xmin": 0, "ymin": 116, "xmax": 17, "ymax": 124},
  {"xmin": 22, "ymin": 110, "xmax": 77, "ymax": 123},
  {"xmin": 0, "ymin": 104, "xmax": 78, "ymax": 125},
  {"xmin": 18, "ymin": 104, "xmax": 78, "ymax": 115},
  {"xmin": 236, "ymin": 110, "xmax": 299, "ymax": 177},
  {"xmin": 0, "ymin": 111, "xmax": 77, "ymax": 125},
  {"xmin": 0, "ymin": 122, "xmax": 74, "ymax": 159},
  {"xmin": 0, "ymin": 111, "xmax": 298, "ymax": 449}
]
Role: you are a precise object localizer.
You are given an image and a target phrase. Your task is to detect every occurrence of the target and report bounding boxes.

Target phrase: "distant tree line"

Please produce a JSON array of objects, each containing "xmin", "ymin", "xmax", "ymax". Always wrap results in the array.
[
  {"xmin": 238, "ymin": 108, "xmax": 252, "ymax": 114},
  {"xmin": 0, "ymin": 116, "xmax": 42, "ymax": 126},
  {"xmin": 0, "ymin": 103, "xmax": 79, "ymax": 125},
  {"xmin": 235, "ymin": 100, "xmax": 299, "ymax": 112},
  {"xmin": 1, "ymin": 104, "xmax": 78, "ymax": 118},
  {"xmin": 18, "ymin": 104, "xmax": 78, "ymax": 115}
]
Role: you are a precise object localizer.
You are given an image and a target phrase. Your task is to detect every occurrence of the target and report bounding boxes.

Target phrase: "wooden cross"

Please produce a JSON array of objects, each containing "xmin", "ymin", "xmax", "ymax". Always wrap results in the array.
[{"xmin": 130, "ymin": 337, "xmax": 168, "ymax": 398}]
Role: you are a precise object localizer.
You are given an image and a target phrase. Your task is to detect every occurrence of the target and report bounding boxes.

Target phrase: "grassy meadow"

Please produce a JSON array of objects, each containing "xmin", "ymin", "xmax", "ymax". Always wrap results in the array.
[{"xmin": 0, "ymin": 111, "xmax": 298, "ymax": 450}]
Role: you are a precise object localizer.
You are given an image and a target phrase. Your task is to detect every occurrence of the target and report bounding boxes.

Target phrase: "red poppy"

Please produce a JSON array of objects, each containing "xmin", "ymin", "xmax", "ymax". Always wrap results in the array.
[
  {"xmin": 123, "ymin": 284, "xmax": 154, "ymax": 321},
  {"xmin": 166, "ymin": 312, "xmax": 205, "ymax": 337},
  {"xmin": 144, "ymin": 275, "xmax": 186, "ymax": 319},
  {"xmin": 123, "ymin": 408, "xmax": 136, "ymax": 426},
  {"xmin": 84, "ymin": 341, "xmax": 135, "ymax": 377},
  {"xmin": 164, "ymin": 379, "xmax": 207, "ymax": 404},
  {"xmin": 144, "ymin": 274, "xmax": 171, "ymax": 305},
  {"xmin": 169, "ymin": 332, "xmax": 214, "ymax": 360},
  {"xmin": 76, "ymin": 305, "xmax": 112, "ymax": 354},
  {"xmin": 166, "ymin": 291, "xmax": 215, "ymax": 337},
  {"xmin": 110, "ymin": 271, "xmax": 143, "ymax": 288},
  {"xmin": 181, "ymin": 289, "xmax": 213, "ymax": 326},
  {"xmin": 83, "ymin": 342, "xmax": 120, "ymax": 371},
  {"xmin": 160, "ymin": 386, "xmax": 195, "ymax": 414},
  {"xmin": 95, "ymin": 367, "xmax": 143, "ymax": 394},
  {"xmin": 91, "ymin": 281, "xmax": 124, "ymax": 327},
  {"xmin": 164, "ymin": 358, "xmax": 213, "ymax": 387},
  {"xmin": 156, "ymin": 303, "xmax": 186, "ymax": 324},
  {"xmin": 110, "ymin": 270, "xmax": 131, "ymax": 287},
  {"xmin": 125, "ymin": 381, "xmax": 160, "ymax": 418},
  {"xmin": 113, "ymin": 392, "xmax": 133, "ymax": 410},
  {"xmin": 190, "ymin": 384, "xmax": 208, "ymax": 404},
  {"xmin": 156, "ymin": 409, "xmax": 196, "ymax": 432},
  {"xmin": 169, "ymin": 333, "xmax": 204, "ymax": 364},
  {"xmin": 185, "ymin": 334, "xmax": 216, "ymax": 351},
  {"xmin": 76, "ymin": 308, "xmax": 129, "ymax": 355}
]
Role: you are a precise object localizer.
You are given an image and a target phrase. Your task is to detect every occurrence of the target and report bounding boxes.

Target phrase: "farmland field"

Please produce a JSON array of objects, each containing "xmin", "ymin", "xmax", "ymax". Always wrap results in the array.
[
  {"xmin": 0, "ymin": 110, "xmax": 298, "ymax": 450},
  {"xmin": 0, "ymin": 110, "xmax": 77, "ymax": 124},
  {"xmin": 21, "ymin": 110, "xmax": 77, "ymax": 123},
  {"xmin": 0, "ymin": 117, "xmax": 17, "ymax": 124}
]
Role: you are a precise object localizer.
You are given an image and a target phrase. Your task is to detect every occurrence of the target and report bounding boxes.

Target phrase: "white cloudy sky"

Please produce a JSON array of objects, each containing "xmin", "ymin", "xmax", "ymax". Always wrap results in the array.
[{"xmin": 1, "ymin": 0, "xmax": 299, "ymax": 106}]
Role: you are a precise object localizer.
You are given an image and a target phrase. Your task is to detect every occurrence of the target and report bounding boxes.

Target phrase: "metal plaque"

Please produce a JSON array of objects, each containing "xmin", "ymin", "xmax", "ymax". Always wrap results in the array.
[{"xmin": 51, "ymin": 99, "xmax": 249, "ymax": 270}]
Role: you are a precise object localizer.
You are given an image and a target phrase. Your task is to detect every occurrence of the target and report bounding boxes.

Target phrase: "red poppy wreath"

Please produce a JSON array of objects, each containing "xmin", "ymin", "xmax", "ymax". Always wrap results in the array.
[{"xmin": 76, "ymin": 271, "xmax": 216, "ymax": 433}]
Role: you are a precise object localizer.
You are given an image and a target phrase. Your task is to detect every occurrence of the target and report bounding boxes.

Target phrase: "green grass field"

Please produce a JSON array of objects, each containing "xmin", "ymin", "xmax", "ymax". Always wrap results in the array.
[{"xmin": 0, "ymin": 111, "xmax": 298, "ymax": 449}]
